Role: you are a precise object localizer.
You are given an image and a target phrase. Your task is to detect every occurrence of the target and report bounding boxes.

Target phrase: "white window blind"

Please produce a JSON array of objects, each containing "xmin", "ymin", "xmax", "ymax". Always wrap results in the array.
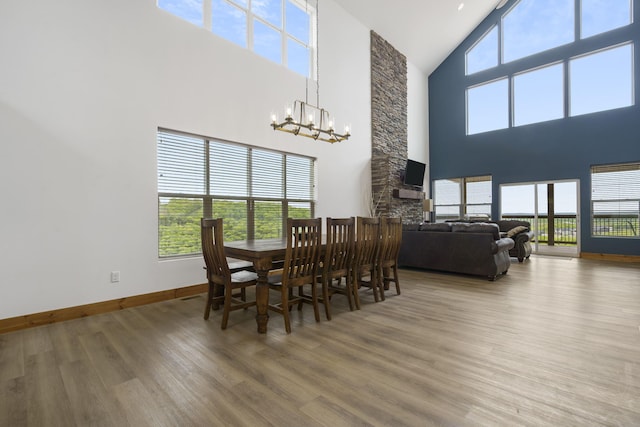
[
  {"xmin": 591, "ymin": 162, "xmax": 640, "ymax": 238},
  {"xmin": 434, "ymin": 176, "xmax": 492, "ymax": 221},
  {"xmin": 158, "ymin": 132, "xmax": 206, "ymax": 195},
  {"xmin": 157, "ymin": 129, "xmax": 315, "ymax": 257},
  {"xmin": 465, "ymin": 175, "xmax": 492, "ymax": 217},
  {"xmin": 434, "ymin": 178, "xmax": 462, "ymax": 221}
]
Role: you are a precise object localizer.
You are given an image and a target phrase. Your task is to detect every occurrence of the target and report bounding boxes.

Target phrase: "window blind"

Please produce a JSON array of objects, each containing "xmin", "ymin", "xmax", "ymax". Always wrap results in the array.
[
  {"xmin": 157, "ymin": 129, "xmax": 316, "ymax": 257},
  {"xmin": 591, "ymin": 162, "xmax": 640, "ymax": 238},
  {"xmin": 466, "ymin": 175, "xmax": 492, "ymax": 216},
  {"xmin": 434, "ymin": 176, "xmax": 493, "ymax": 221},
  {"xmin": 158, "ymin": 131, "xmax": 206, "ymax": 195}
]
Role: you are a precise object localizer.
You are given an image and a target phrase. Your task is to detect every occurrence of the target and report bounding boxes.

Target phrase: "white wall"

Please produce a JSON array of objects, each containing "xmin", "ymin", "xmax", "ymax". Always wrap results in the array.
[
  {"xmin": 0, "ymin": 0, "xmax": 429, "ymax": 319},
  {"xmin": 407, "ymin": 61, "xmax": 430, "ymax": 196}
]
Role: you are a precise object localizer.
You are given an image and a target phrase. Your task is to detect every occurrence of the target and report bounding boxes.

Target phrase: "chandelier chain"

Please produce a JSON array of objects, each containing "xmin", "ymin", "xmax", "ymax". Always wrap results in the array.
[{"xmin": 315, "ymin": 0, "xmax": 320, "ymax": 107}]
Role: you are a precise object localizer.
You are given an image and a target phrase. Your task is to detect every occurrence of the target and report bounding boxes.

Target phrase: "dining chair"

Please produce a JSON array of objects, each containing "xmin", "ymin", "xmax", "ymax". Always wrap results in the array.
[
  {"xmin": 268, "ymin": 218, "xmax": 322, "ymax": 334},
  {"xmin": 353, "ymin": 216, "xmax": 383, "ymax": 305},
  {"xmin": 201, "ymin": 218, "xmax": 258, "ymax": 329},
  {"xmin": 378, "ymin": 216, "xmax": 403, "ymax": 296},
  {"xmin": 319, "ymin": 217, "xmax": 357, "ymax": 320}
]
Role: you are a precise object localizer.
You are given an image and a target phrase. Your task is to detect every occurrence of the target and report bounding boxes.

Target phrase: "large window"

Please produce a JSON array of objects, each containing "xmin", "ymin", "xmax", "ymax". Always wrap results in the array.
[
  {"xmin": 157, "ymin": 129, "xmax": 315, "ymax": 257},
  {"xmin": 513, "ymin": 62, "xmax": 564, "ymax": 126},
  {"xmin": 433, "ymin": 176, "xmax": 492, "ymax": 221},
  {"xmin": 158, "ymin": 0, "xmax": 313, "ymax": 78},
  {"xmin": 465, "ymin": 0, "xmax": 634, "ymax": 134},
  {"xmin": 569, "ymin": 43, "xmax": 634, "ymax": 117},
  {"xmin": 466, "ymin": 26, "xmax": 498, "ymax": 75},
  {"xmin": 581, "ymin": 0, "xmax": 632, "ymax": 39},
  {"xmin": 591, "ymin": 162, "xmax": 640, "ymax": 238},
  {"xmin": 502, "ymin": 0, "xmax": 574, "ymax": 63},
  {"xmin": 467, "ymin": 78, "xmax": 509, "ymax": 134}
]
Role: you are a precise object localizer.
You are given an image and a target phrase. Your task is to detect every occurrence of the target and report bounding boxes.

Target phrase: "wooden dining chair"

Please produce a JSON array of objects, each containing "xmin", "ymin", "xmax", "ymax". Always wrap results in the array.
[
  {"xmin": 268, "ymin": 218, "xmax": 322, "ymax": 334},
  {"xmin": 353, "ymin": 216, "xmax": 383, "ymax": 305},
  {"xmin": 319, "ymin": 217, "xmax": 357, "ymax": 320},
  {"xmin": 378, "ymin": 216, "xmax": 403, "ymax": 296},
  {"xmin": 201, "ymin": 218, "xmax": 258, "ymax": 329}
]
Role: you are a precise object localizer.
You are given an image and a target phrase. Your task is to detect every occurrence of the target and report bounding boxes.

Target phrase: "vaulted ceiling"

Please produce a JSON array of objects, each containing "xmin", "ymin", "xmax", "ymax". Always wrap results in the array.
[{"xmin": 336, "ymin": 0, "xmax": 506, "ymax": 75}]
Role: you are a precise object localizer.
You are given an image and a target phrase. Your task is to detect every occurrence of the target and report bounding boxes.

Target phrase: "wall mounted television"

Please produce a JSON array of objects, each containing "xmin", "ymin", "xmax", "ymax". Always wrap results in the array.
[{"xmin": 403, "ymin": 158, "xmax": 426, "ymax": 187}]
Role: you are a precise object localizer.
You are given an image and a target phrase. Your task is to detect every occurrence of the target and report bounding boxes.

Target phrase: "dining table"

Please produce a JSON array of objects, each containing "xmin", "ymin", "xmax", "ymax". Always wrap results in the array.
[
  {"xmin": 224, "ymin": 235, "xmax": 330, "ymax": 333},
  {"xmin": 223, "ymin": 238, "xmax": 289, "ymax": 334}
]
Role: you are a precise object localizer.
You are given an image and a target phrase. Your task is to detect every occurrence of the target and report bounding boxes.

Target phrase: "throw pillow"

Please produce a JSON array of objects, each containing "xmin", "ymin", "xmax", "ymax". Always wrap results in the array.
[{"xmin": 507, "ymin": 225, "xmax": 528, "ymax": 238}]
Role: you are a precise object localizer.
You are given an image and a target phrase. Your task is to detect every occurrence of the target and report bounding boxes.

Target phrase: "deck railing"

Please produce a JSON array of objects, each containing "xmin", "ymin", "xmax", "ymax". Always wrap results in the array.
[{"xmin": 503, "ymin": 214, "xmax": 639, "ymax": 244}]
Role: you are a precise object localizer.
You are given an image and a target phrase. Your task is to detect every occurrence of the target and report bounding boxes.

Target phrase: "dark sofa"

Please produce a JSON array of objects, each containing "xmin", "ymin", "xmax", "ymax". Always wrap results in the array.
[
  {"xmin": 494, "ymin": 220, "xmax": 535, "ymax": 262},
  {"xmin": 398, "ymin": 222, "xmax": 514, "ymax": 280}
]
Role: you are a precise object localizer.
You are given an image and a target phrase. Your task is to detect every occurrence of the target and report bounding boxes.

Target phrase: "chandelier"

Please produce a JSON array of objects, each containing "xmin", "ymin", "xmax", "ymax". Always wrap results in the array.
[
  {"xmin": 270, "ymin": 101, "xmax": 350, "ymax": 143},
  {"xmin": 269, "ymin": 0, "xmax": 350, "ymax": 144}
]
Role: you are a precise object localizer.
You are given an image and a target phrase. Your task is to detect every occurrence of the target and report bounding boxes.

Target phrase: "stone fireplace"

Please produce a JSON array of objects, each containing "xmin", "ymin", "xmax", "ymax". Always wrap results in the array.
[{"xmin": 370, "ymin": 31, "xmax": 423, "ymax": 223}]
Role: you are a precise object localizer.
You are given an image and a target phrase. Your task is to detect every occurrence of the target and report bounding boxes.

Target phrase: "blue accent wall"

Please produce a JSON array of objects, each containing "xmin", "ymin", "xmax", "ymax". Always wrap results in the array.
[{"xmin": 429, "ymin": 0, "xmax": 640, "ymax": 256}]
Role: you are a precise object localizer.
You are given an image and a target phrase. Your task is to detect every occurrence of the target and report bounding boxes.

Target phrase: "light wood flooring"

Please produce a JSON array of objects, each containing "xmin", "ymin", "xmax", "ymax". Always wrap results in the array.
[{"xmin": 1, "ymin": 256, "xmax": 640, "ymax": 426}]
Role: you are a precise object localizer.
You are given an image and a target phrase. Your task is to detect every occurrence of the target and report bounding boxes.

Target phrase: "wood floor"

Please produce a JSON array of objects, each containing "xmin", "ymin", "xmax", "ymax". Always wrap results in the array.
[{"xmin": 1, "ymin": 256, "xmax": 640, "ymax": 426}]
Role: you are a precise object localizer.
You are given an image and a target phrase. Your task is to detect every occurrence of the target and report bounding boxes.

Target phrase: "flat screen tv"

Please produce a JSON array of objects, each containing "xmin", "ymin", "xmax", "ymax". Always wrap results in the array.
[{"xmin": 403, "ymin": 159, "xmax": 426, "ymax": 187}]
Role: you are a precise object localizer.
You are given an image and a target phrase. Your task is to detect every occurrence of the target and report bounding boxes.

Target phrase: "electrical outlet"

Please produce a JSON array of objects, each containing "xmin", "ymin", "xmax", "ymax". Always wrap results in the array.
[{"xmin": 110, "ymin": 271, "xmax": 120, "ymax": 283}]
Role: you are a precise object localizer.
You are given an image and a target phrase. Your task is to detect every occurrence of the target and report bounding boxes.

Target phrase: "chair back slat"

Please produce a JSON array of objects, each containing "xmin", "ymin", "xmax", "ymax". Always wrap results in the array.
[
  {"xmin": 284, "ymin": 218, "xmax": 322, "ymax": 286},
  {"xmin": 325, "ymin": 217, "xmax": 355, "ymax": 274},
  {"xmin": 380, "ymin": 217, "xmax": 403, "ymax": 265},
  {"xmin": 201, "ymin": 218, "xmax": 231, "ymax": 285},
  {"xmin": 356, "ymin": 216, "xmax": 381, "ymax": 268}
]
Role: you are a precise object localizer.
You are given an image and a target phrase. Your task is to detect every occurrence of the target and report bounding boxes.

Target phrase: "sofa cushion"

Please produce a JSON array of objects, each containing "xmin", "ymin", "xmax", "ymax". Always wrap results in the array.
[
  {"xmin": 506, "ymin": 225, "xmax": 529, "ymax": 238},
  {"xmin": 451, "ymin": 222, "xmax": 500, "ymax": 240},
  {"xmin": 420, "ymin": 222, "xmax": 452, "ymax": 232}
]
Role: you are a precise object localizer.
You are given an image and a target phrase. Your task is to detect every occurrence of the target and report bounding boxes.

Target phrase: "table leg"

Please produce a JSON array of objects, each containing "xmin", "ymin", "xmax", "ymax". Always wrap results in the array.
[{"xmin": 254, "ymin": 257, "xmax": 272, "ymax": 334}]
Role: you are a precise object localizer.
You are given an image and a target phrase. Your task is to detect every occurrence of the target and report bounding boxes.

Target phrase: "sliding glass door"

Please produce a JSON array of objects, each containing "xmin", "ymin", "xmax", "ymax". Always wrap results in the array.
[{"xmin": 501, "ymin": 180, "xmax": 580, "ymax": 256}]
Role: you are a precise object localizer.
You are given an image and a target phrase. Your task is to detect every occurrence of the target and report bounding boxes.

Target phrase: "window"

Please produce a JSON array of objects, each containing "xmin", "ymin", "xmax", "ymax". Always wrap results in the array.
[
  {"xmin": 591, "ymin": 163, "xmax": 640, "ymax": 238},
  {"xmin": 434, "ymin": 179, "xmax": 462, "ymax": 221},
  {"xmin": 158, "ymin": 0, "xmax": 203, "ymax": 26},
  {"xmin": 467, "ymin": 78, "xmax": 509, "ymax": 135},
  {"xmin": 157, "ymin": 129, "xmax": 315, "ymax": 257},
  {"xmin": 581, "ymin": 0, "xmax": 632, "ymax": 39},
  {"xmin": 569, "ymin": 43, "xmax": 634, "ymax": 117},
  {"xmin": 434, "ymin": 176, "xmax": 492, "ymax": 221},
  {"xmin": 466, "ymin": 26, "xmax": 498, "ymax": 75},
  {"xmin": 513, "ymin": 62, "xmax": 564, "ymax": 126},
  {"xmin": 465, "ymin": 176, "xmax": 493, "ymax": 217},
  {"xmin": 211, "ymin": 0, "xmax": 247, "ymax": 47},
  {"xmin": 158, "ymin": 0, "xmax": 313, "ymax": 78},
  {"xmin": 465, "ymin": 0, "xmax": 634, "ymax": 134},
  {"xmin": 502, "ymin": 0, "xmax": 574, "ymax": 63}
]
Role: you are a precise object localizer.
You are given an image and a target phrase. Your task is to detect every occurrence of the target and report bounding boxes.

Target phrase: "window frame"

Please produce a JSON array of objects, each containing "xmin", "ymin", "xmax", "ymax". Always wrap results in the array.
[
  {"xmin": 466, "ymin": 77, "xmax": 510, "ymax": 135},
  {"xmin": 590, "ymin": 162, "xmax": 640, "ymax": 239},
  {"xmin": 465, "ymin": 25, "xmax": 499, "ymax": 76},
  {"xmin": 569, "ymin": 42, "xmax": 635, "ymax": 117},
  {"xmin": 157, "ymin": 0, "xmax": 316, "ymax": 78},
  {"xmin": 512, "ymin": 61, "xmax": 565, "ymax": 127},
  {"xmin": 433, "ymin": 175, "xmax": 493, "ymax": 222},
  {"xmin": 157, "ymin": 128, "xmax": 316, "ymax": 258},
  {"xmin": 465, "ymin": 0, "xmax": 635, "ymax": 135}
]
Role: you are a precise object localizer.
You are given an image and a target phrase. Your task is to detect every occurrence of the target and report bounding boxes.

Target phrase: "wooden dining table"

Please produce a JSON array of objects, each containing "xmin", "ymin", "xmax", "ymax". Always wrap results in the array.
[
  {"xmin": 224, "ymin": 236, "xmax": 330, "ymax": 333},
  {"xmin": 224, "ymin": 238, "xmax": 289, "ymax": 334}
]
